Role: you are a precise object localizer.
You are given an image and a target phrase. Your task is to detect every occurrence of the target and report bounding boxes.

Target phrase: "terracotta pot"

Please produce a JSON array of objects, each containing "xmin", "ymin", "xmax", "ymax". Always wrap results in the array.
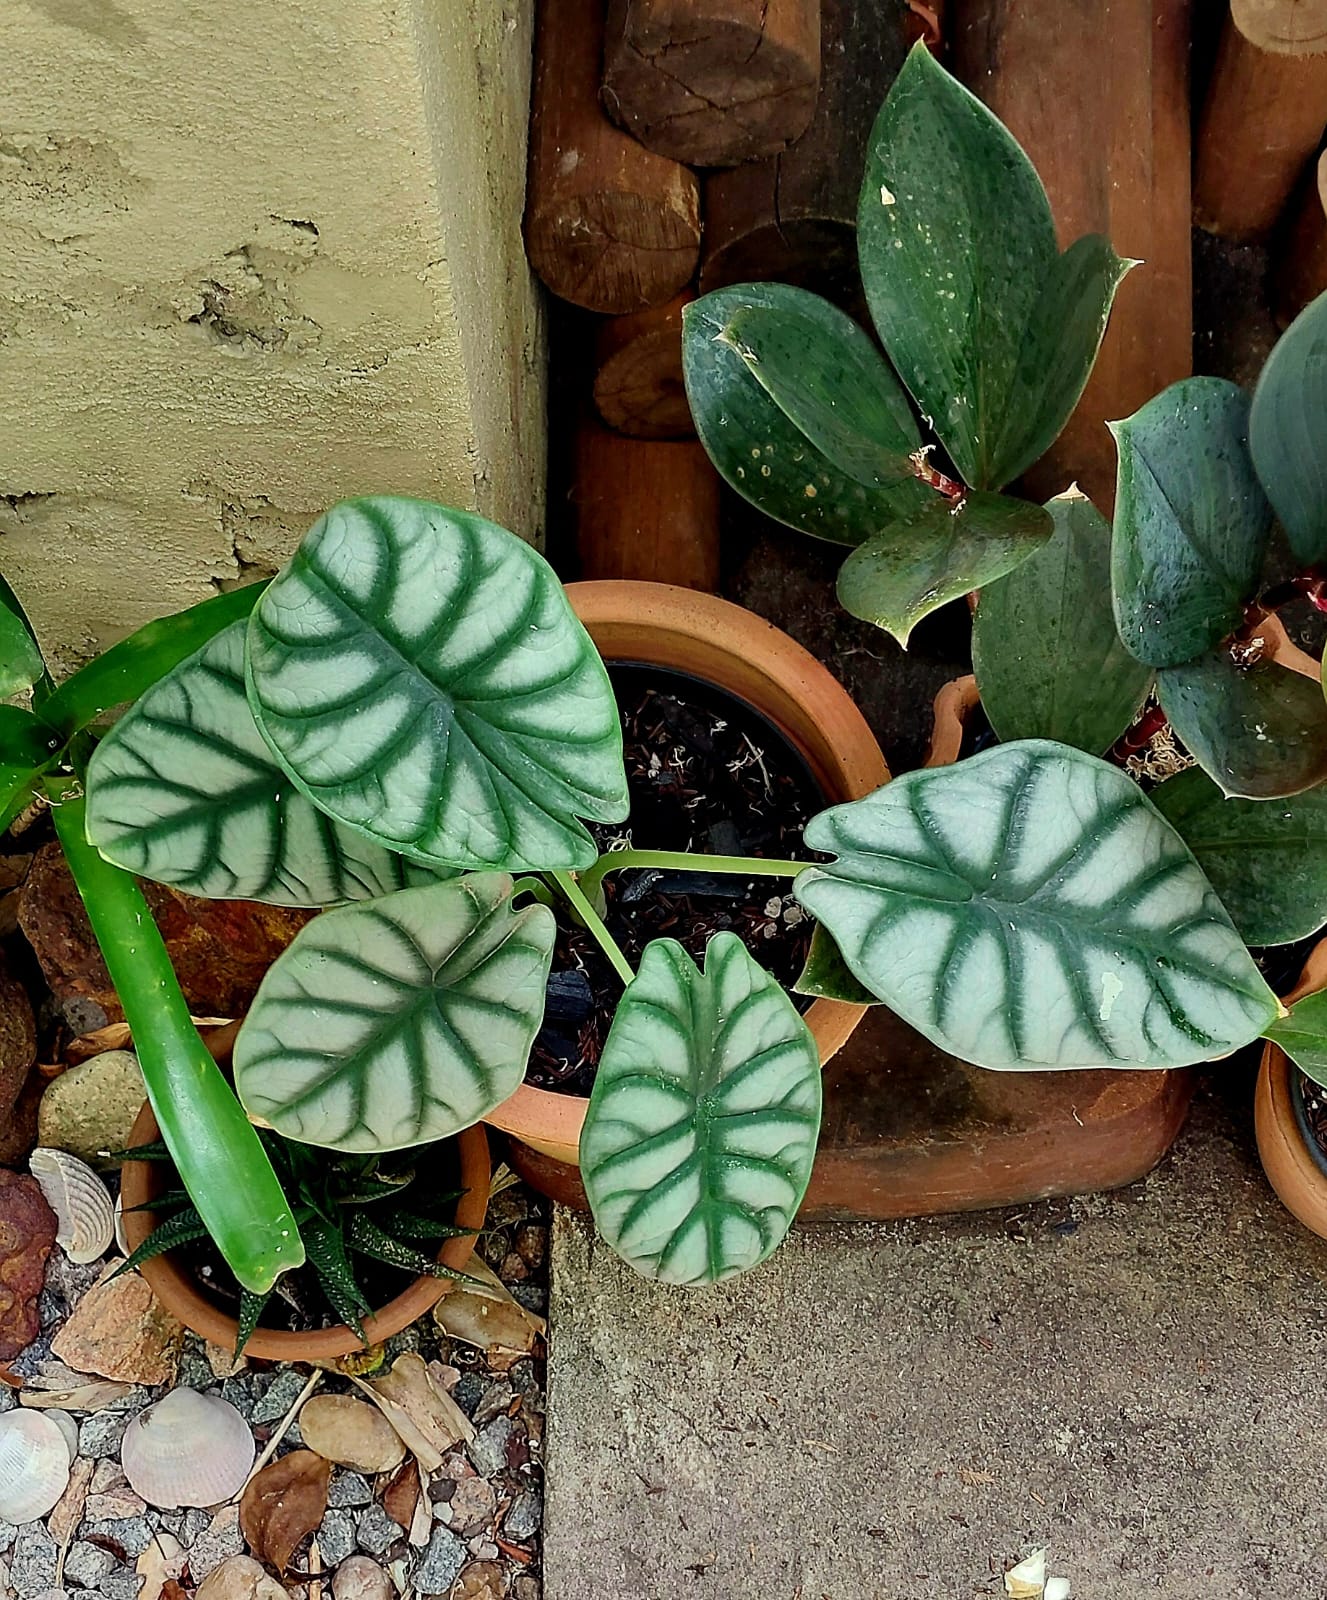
[
  {"xmin": 1256, "ymin": 938, "xmax": 1327, "ymax": 1240},
  {"xmin": 119, "ymin": 1100, "xmax": 490, "ymax": 1362},
  {"xmin": 484, "ymin": 579, "xmax": 891, "ymax": 1168}
]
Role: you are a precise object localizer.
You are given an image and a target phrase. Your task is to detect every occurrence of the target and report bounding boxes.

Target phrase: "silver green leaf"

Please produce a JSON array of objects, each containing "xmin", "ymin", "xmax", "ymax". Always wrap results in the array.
[
  {"xmin": 234, "ymin": 874, "xmax": 556, "ymax": 1152},
  {"xmin": 84, "ymin": 622, "xmax": 435, "ymax": 906},
  {"xmin": 247, "ymin": 497, "xmax": 629, "ymax": 872},
  {"xmin": 580, "ymin": 933, "xmax": 822, "ymax": 1286},
  {"xmin": 1249, "ymin": 288, "xmax": 1327, "ymax": 565},
  {"xmin": 795, "ymin": 741, "xmax": 1278, "ymax": 1071}
]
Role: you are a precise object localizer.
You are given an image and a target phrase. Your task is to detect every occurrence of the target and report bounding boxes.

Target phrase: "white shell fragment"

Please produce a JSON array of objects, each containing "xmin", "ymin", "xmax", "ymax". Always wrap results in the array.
[
  {"xmin": 1044, "ymin": 1580, "xmax": 1072, "ymax": 1600},
  {"xmin": 0, "ymin": 1409, "xmax": 73, "ymax": 1523},
  {"xmin": 1005, "ymin": 1548, "xmax": 1047, "ymax": 1598},
  {"xmin": 121, "ymin": 1387, "xmax": 255, "ymax": 1508},
  {"xmin": 28, "ymin": 1147, "xmax": 116, "ymax": 1264},
  {"xmin": 45, "ymin": 1407, "xmax": 80, "ymax": 1463}
]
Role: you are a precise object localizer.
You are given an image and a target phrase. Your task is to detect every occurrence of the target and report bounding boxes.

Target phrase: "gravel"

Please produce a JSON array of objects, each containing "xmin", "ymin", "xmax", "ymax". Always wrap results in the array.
[
  {"xmin": 9, "ymin": 1522, "xmax": 58, "ymax": 1597},
  {"xmin": 355, "ymin": 1504, "xmax": 404, "ymax": 1557},
  {"xmin": 250, "ymin": 1369, "xmax": 309, "ymax": 1425},
  {"xmin": 467, "ymin": 1417, "xmax": 514, "ymax": 1477},
  {"xmin": 414, "ymin": 1524, "xmax": 467, "ymax": 1595},
  {"xmin": 327, "ymin": 1471, "xmax": 373, "ymax": 1508},
  {"xmin": 317, "ymin": 1509, "xmax": 357, "ymax": 1566}
]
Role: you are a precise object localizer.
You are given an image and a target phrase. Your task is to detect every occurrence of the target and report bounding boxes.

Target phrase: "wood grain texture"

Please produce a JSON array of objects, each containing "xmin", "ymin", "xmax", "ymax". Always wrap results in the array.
[
  {"xmin": 593, "ymin": 293, "xmax": 695, "ymax": 438},
  {"xmin": 1232, "ymin": 0, "xmax": 1327, "ymax": 52}
]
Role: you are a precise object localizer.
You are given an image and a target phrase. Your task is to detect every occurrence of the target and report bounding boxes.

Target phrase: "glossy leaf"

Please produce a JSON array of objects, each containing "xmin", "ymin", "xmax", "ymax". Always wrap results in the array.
[
  {"xmin": 85, "ymin": 622, "xmax": 436, "ymax": 907},
  {"xmin": 247, "ymin": 498, "xmax": 628, "ymax": 872},
  {"xmin": 580, "ymin": 933, "xmax": 822, "ymax": 1285},
  {"xmin": 1249, "ymin": 288, "xmax": 1327, "ymax": 564},
  {"xmin": 682, "ymin": 287, "xmax": 934, "ymax": 547},
  {"xmin": 835, "ymin": 490, "xmax": 1053, "ymax": 647},
  {"xmin": 1156, "ymin": 647, "xmax": 1327, "ymax": 800},
  {"xmin": 1264, "ymin": 991, "xmax": 1327, "ymax": 1091},
  {"xmin": 0, "ymin": 572, "xmax": 44, "ymax": 698},
  {"xmin": 857, "ymin": 43, "xmax": 1127, "ymax": 490},
  {"xmin": 795, "ymin": 740, "xmax": 1278, "ymax": 1070},
  {"xmin": 234, "ymin": 875, "xmax": 556, "ymax": 1153},
  {"xmin": 1151, "ymin": 766, "xmax": 1327, "ymax": 946},
  {"xmin": 793, "ymin": 922, "xmax": 879, "ymax": 1005},
  {"xmin": 1110, "ymin": 379, "xmax": 1272, "ymax": 668},
  {"xmin": 972, "ymin": 493, "xmax": 1153, "ymax": 753}
]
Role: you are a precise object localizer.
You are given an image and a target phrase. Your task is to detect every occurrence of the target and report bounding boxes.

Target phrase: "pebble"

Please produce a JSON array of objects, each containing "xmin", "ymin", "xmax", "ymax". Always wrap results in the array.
[
  {"xmin": 220, "ymin": 1373, "xmax": 258, "ymax": 1420},
  {"xmin": 452, "ymin": 1561, "xmax": 505, "ymax": 1600},
  {"xmin": 467, "ymin": 1417, "xmax": 514, "ymax": 1477},
  {"xmin": 36, "ymin": 1048, "xmax": 145, "ymax": 1167},
  {"xmin": 513, "ymin": 1223, "xmax": 546, "ymax": 1270},
  {"xmin": 78, "ymin": 1409, "xmax": 133, "ymax": 1459},
  {"xmin": 471, "ymin": 1382, "xmax": 512, "ymax": 1428},
  {"xmin": 89, "ymin": 1459, "xmax": 125, "ymax": 1494},
  {"xmin": 99, "ymin": 1573, "xmax": 140, "ymax": 1600},
  {"xmin": 9, "ymin": 1521, "xmax": 58, "ymax": 1597},
  {"xmin": 445, "ymin": 1476, "xmax": 495, "ymax": 1535},
  {"xmin": 452, "ymin": 1373, "xmax": 486, "ymax": 1417},
  {"xmin": 175, "ymin": 1344, "xmax": 214, "ymax": 1390},
  {"xmin": 330, "ymin": 1554, "xmax": 394, "ymax": 1600},
  {"xmin": 186, "ymin": 1507, "xmax": 244, "ymax": 1581},
  {"xmin": 508, "ymin": 1283, "xmax": 545, "ymax": 1314},
  {"xmin": 85, "ymin": 1487, "xmax": 148, "ymax": 1521},
  {"xmin": 467, "ymin": 1539, "xmax": 499, "ymax": 1561},
  {"xmin": 81, "ymin": 1516, "xmax": 154, "ymax": 1557},
  {"xmin": 327, "ymin": 1471, "xmax": 373, "ymax": 1508},
  {"xmin": 63, "ymin": 1542, "xmax": 116, "ymax": 1587},
  {"xmin": 250, "ymin": 1368, "xmax": 310, "ymax": 1426},
  {"xmin": 317, "ymin": 1510, "xmax": 357, "ymax": 1566},
  {"xmin": 413, "ymin": 1524, "xmax": 467, "ymax": 1595},
  {"xmin": 504, "ymin": 1489, "xmax": 541, "ymax": 1541},
  {"xmin": 0, "ymin": 1385, "xmax": 13, "ymax": 1413},
  {"xmin": 196, "ymin": 1553, "xmax": 287, "ymax": 1600},
  {"xmin": 355, "ymin": 1505, "xmax": 403, "ymax": 1557}
]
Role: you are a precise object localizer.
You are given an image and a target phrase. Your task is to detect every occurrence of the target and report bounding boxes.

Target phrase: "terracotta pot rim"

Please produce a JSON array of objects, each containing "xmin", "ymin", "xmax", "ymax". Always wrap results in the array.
[
  {"xmin": 1255, "ymin": 937, "xmax": 1327, "ymax": 1240},
  {"xmin": 119, "ymin": 1102, "xmax": 490, "ymax": 1362}
]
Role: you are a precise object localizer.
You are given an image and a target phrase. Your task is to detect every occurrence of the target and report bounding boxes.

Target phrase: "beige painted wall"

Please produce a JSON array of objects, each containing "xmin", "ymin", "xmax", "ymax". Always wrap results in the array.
[{"xmin": 1, "ymin": 0, "xmax": 544, "ymax": 671}]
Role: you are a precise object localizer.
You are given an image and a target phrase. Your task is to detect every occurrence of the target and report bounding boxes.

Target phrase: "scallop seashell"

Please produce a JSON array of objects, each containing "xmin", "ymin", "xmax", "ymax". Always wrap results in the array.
[
  {"xmin": 28, "ymin": 1147, "xmax": 116, "ymax": 1264},
  {"xmin": 45, "ymin": 1406, "xmax": 80, "ymax": 1463},
  {"xmin": 0, "ymin": 1409, "xmax": 72, "ymax": 1522},
  {"xmin": 121, "ymin": 1387, "xmax": 255, "ymax": 1508}
]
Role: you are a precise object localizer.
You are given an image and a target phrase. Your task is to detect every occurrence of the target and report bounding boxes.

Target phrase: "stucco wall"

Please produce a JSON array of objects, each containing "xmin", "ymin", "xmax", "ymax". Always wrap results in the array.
[{"xmin": 0, "ymin": 0, "xmax": 544, "ymax": 671}]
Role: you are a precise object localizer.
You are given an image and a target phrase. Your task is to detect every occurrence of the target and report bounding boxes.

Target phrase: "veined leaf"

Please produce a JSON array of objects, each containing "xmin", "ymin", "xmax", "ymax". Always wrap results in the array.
[
  {"xmin": 581, "ymin": 934, "xmax": 822, "ymax": 1286},
  {"xmin": 234, "ymin": 875, "xmax": 555, "ymax": 1152},
  {"xmin": 795, "ymin": 740, "xmax": 1278, "ymax": 1071},
  {"xmin": 85, "ymin": 622, "xmax": 437, "ymax": 907},
  {"xmin": 1249, "ymin": 288, "xmax": 1327, "ymax": 564},
  {"xmin": 1264, "ymin": 991, "xmax": 1327, "ymax": 1091},
  {"xmin": 1111, "ymin": 379, "xmax": 1272, "ymax": 668},
  {"xmin": 1151, "ymin": 767, "xmax": 1327, "ymax": 947},
  {"xmin": 247, "ymin": 498, "xmax": 629, "ymax": 872},
  {"xmin": 972, "ymin": 493, "xmax": 1154, "ymax": 753},
  {"xmin": 793, "ymin": 923, "xmax": 879, "ymax": 1005}
]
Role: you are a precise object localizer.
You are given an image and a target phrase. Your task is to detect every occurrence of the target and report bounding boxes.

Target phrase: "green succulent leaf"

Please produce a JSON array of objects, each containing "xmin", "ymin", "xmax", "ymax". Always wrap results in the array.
[
  {"xmin": 972, "ymin": 492, "xmax": 1154, "ymax": 753},
  {"xmin": 835, "ymin": 490, "xmax": 1053, "ymax": 647},
  {"xmin": 346, "ymin": 1212, "xmax": 480, "ymax": 1284},
  {"xmin": 112, "ymin": 1209, "xmax": 210, "ymax": 1281},
  {"xmin": 84, "ymin": 621, "xmax": 441, "ymax": 906},
  {"xmin": 304, "ymin": 1217, "xmax": 371, "ymax": 1335},
  {"xmin": 234, "ymin": 874, "xmax": 555, "ymax": 1152},
  {"xmin": 1156, "ymin": 647, "xmax": 1327, "ymax": 800},
  {"xmin": 1151, "ymin": 766, "xmax": 1327, "ymax": 947},
  {"xmin": 0, "ymin": 572, "xmax": 45, "ymax": 699},
  {"xmin": 793, "ymin": 922, "xmax": 880, "ymax": 1005},
  {"xmin": 1249, "ymin": 288, "xmax": 1327, "ymax": 564},
  {"xmin": 1110, "ymin": 378, "xmax": 1272, "ymax": 668},
  {"xmin": 795, "ymin": 740, "xmax": 1278, "ymax": 1070},
  {"xmin": 235, "ymin": 1290, "xmax": 273, "ymax": 1357},
  {"xmin": 247, "ymin": 497, "xmax": 629, "ymax": 872},
  {"xmin": 581, "ymin": 933, "xmax": 822, "ymax": 1286},
  {"xmin": 1264, "ymin": 991, "xmax": 1327, "ymax": 1091}
]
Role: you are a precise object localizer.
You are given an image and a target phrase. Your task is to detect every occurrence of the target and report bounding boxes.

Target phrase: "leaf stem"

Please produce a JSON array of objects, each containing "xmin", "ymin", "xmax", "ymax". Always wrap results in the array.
[
  {"xmin": 547, "ymin": 868, "xmax": 636, "ymax": 987},
  {"xmin": 578, "ymin": 849, "xmax": 811, "ymax": 905}
]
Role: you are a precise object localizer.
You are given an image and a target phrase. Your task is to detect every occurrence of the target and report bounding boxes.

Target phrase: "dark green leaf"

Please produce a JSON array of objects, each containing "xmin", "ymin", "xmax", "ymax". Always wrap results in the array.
[
  {"xmin": 235, "ymin": 1290, "xmax": 272, "ymax": 1357},
  {"xmin": 972, "ymin": 493, "xmax": 1154, "ymax": 753},
  {"xmin": 346, "ymin": 1212, "xmax": 482, "ymax": 1284},
  {"xmin": 112, "ymin": 1209, "xmax": 209, "ymax": 1280},
  {"xmin": 793, "ymin": 923, "xmax": 880, "ymax": 1005},
  {"xmin": 375, "ymin": 1207, "xmax": 470, "ymax": 1240},
  {"xmin": 1110, "ymin": 378, "xmax": 1271, "ymax": 668},
  {"xmin": 1264, "ymin": 990, "xmax": 1327, "ymax": 1091},
  {"xmin": 1249, "ymin": 288, "xmax": 1327, "ymax": 564},
  {"xmin": 304, "ymin": 1217, "xmax": 370, "ymax": 1336},
  {"xmin": 0, "ymin": 571, "xmax": 45, "ymax": 699}
]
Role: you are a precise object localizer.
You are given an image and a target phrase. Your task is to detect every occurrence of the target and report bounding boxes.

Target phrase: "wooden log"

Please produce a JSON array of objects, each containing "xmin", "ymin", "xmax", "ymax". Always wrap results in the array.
[
  {"xmin": 1275, "ymin": 150, "xmax": 1327, "ymax": 326},
  {"xmin": 573, "ymin": 417, "xmax": 721, "ymax": 589},
  {"xmin": 699, "ymin": 0, "xmax": 911, "ymax": 313},
  {"xmin": 601, "ymin": 0, "xmax": 821, "ymax": 168},
  {"xmin": 1193, "ymin": 1, "xmax": 1327, "ymax": 241},
  {"xmin": 524, "ymin": 0, "xmax": 701, "ymax": 314},
  {"xmin": 592, "ymin": 294, "xmax": 694, "ymax": 439},
  {"xmin": 950, "ymin": 0, "xmax": 1193, "ymax": 509}
]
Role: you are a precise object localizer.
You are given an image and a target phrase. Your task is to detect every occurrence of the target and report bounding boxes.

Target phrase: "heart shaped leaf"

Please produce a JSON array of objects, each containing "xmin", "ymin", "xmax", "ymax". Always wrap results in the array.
[
  {"xmin": 972, "ymin": 492, "xmax": 1153, "ymax": 753},
  {"xmin": 1249, "ymin": 288, "xmax": 1327, "ymax": 565},
  {"xmin": 795, "ymin": 740, "xmax": 1278, "ymax": 1070},
  {"xmin": 85, "ymin": 622, "xmax": 437, "ymax": 906},
  {"xmin": 580, "ymin": 933, "xmax": 822, "ymax": 1286},
  {"xmin": 234, "ymin": 874, "xmax": 556, "ymax": 1152},
  {"xmin": 793, "ymin": 923, "xmax": 879, "ymax": 1005},
  {"xmin": 1111, "ymin": 378, "xmax": 1272, "ymax": 668},
  {"xmin": 1264, "ymin": 991, "xmax": 1327, "ymax": 1091},
  {"xmin": 836, "ymin": 490, "xmax": 1053, "ymax": 647},
  {"xmin": 247, "ymin": 498, "xmax": 629, "ymax": 872},
  {"xmin": 1151, "ymin": 766, "xmax": 1327, "ymax": 946}
]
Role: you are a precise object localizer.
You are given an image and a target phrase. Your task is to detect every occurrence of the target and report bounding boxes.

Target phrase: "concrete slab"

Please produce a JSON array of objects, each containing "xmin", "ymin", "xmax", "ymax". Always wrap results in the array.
[{"xmin": 544, "ymin": 1081, "xmax": 1327, "ymax": 1600}]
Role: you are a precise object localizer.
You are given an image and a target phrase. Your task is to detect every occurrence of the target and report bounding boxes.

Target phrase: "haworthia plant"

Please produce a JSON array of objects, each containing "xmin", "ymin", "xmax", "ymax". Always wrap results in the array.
[
  {"xmin": 1249, "ymin": 288, "xmax": 1327, "ymax": 566},
  {"xmin": 247, "ymin": 498, "xmax": 629, "ymax": 872},
  {"xmin": 580, "ymin": 934, "xmax": 822, "ymax": 1286},
  {"xmin": 795, "ymin": 741, "xmax": 1279, "ymax": 1070},
  {"xmin": 234, "ymin": 874, "xmax": 555, "ymax": 1152},
  {"xmin": 85, "ymin": 623, "xmax": 438, "ymax": 906}
]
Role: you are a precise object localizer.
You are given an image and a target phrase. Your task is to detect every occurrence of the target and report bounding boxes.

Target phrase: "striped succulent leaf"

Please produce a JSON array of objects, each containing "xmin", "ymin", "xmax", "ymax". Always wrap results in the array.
[
  {"xmin": 234, "ymin": 874, "xmax": 555, "ymax": 1152},
  {"xmin": 795, "ymin": 741, "xmax": 1278, "ymax": 1071},
  {"xmin": 84, "ymin": 622, "xmax": 436, "ymax": 906},
  {"xmin": 246, "ymin": 497, "xmax": 630, "ymax": 872},
  {"xmin": 580, "ymin": 934, "xmax": 822, "ymax": 1286}
]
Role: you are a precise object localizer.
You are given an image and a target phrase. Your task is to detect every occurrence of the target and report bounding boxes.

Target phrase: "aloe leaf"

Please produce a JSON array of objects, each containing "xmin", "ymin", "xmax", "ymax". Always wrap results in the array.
[
  {"xmin": 246, "ymin": 498, "xmax": 628, "ymax": 872},
  {"xmin": 972, "ymin": 493, "xmax": 1154, "ymax": 753},
  {"xmin": 1264, "ymin": 991, "xmax": 1327, "ymax": 1091},
  {"xmin": 84, "ymin": 622, "xmax": 441, "ymax": 906},
  {"xmin": 793, "ymin": 923, "xmax": 880, "ymax": 1005},
  {"xmin": 795, "ymin": 740, "xmax": 1278, "ymax": 1070},
  {"xmin": 835, "ymin": 490, "xmax": 1053, "ymax": 647},
  {"xmin": 1249, "ymin": 289, "xmax": 1327, "ymax": 565},
  {"xmin": 580, "ymin": 934, "xmax": 822, "ymax": 1286},
  {"xmin": 234, "ymin": 874, "xmax": 555, "ymax": 1152},
  {"xmin": 1111, "ymin": 379, "xmax": 1272, "ymax": 669},
  {"xmin": 1156, "ymin": 647, "xmax": 1327, "ymax": 800}
]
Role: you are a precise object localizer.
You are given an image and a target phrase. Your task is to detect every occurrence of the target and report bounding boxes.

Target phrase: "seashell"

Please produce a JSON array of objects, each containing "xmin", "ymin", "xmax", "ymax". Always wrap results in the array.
[
  {"xmin": 121, "ymin": 1387, "xmax": 255, "ymax": 1509},
  {"xmin": 28, "ymin": 1148, "xmax": 116, "ymax": 1265},
  {"xmin": 0, "ymin": 1409, "xmax": 72, "ymax": 1522},
  {"xmin": 45, "ymin": 1406, "xmax": 80, "ymax": 1463}
]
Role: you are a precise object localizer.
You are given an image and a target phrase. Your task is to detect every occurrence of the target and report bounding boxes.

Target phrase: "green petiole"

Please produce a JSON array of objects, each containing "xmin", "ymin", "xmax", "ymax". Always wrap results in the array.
[
  {"xmin": 576, "ymin": 848, "xmax": 811, "ymax": 906},
  {"xmin": 548, "ymin": 868, "xmax": 636, "ymax": 987}
]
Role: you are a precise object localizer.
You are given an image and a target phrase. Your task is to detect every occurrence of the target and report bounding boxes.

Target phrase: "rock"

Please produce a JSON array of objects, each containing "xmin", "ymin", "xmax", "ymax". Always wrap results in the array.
[
  {"xmin": 42, "ymin": 1252, "xmax": 107, "ymax": 1320},
  {"xmin": 354, "ymin": 1505, "xmax": 402, "ymax": 1558},
  {"xmin": 512, "ymin": 1222, "xmax": 546, "ymax": 1271},
  {"xmin": 445, "ymin": 1476, "xmax": 495, "ymax": 1536},
  {"xmin": 219, "ymin": 1373, "xmax": 257, "ymax": 1419},
  {"xmin": 471, "ymin": 1382, "xmax": 512, "ymax": 1429},
  {"xmin": 35, "ymin": 1052, "xmax": 145, "ymax": 1168},
  {"xmin": 454, "ymin": 1558, "xmax": 503, "ymax": 1595},
  {"xmin": 187, "ymin": 1507, "xmax": 244, "ymax": 1582},
  {"xmin": 164, "ymin": 1506, "xmax": 211, "ymax": 1550},
  {"xmin": 413, "ymin": 1524, "xmax": 466, "ymax": 1596},
  {"xmin": 205, "ymin": 1341, "xmax": 246, "ymax": 1380},
  {"xmin": 195, "ymin": 1554, "xmax": 287, "ymax": 1600},
  {"xmin": 78, "ymin": 1408, "xmax": 133, "ymax": 1459},
  {"xmin": 330, "ymin": 1554, "xmax": 393, "ymax": 1600},
  {"xmin": 451, "ymin": 1373, "xmax": 485, "ymax": 1417},
  {"xmin": 466, "ymin": 1539, "xmax": 499, "ymax": 1560},
  {"xmin": 498, "ymin": 1251, "xmax": 527, "ymax": 1283},
  {"xmin": 326, "ymin": 1471, "xmax": 372, "ymax": 1508},
  {"xmin": 466, "ymin": 1417, "xmax": 514, "ymax": 1478},
  {"xmin": 0, "ymin": 1076, "xmax": 42, "ymax": 1169},
  {"xmin": 504, "ymin": 1488, "xmax": 541, "ymax": 1541},
  {"xmin": 300, "ymin": 1394, "xmax": 405, "ymax": 1474},
  {"xmin": 316, "ymin": 1510, "xmax": 357, "ymax": 1566},
  {"xmin": 80, "ymin": 1516, "xmax": 154, "ymax": 1557},
  {"xmin": 62, "ymin": 1542, "xmax": 116, "ymax": 1587},
  {"xmin": 0, "ymin": 954, "xmax": 36, "ymax": 1118},
  {"xmin": 250, "ymin": 1368, "xmax": 309, "ymax": 1426},
  {"xmin": 508, "ymin": 1283, "xmax": 544, "ymax": 1314},
  {"xmin": 50, "ymin": 1262, "xmax": 183, "ymax": 1384},
  {"xmin": 0, "ymin": 1169, "xmax": 57, "ymax": 1359},
  {"xmin": 97, "ymin": 1573, "xmax": 140, "ymax": 1600},
  {"xmin": 511, "ymin": 1576, "xmax": 540, "ymax": 1600},
  {"xmin": 9, "ymin": 1521, "xmax": 58, "ymax": 1597},
  {"xmin": 0, "ymin": 1384, "xmax": 13, "ymax": 1412},
  {"xmin": 85, "ymin": 1487, "xmax": 148, "ymax": 1521}
]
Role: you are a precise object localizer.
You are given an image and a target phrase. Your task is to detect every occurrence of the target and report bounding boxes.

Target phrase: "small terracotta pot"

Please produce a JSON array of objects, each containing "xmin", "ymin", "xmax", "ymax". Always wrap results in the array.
[
  {"xmin": 119, "ymin": 1100, "xmax": 490, "ymax": 1362},
  {"xmin": 1256, "ymin": 938, "xmax": 1327, "ymax": 1241},
  {"xmin": 483, "ymin": 579, "xmax": 891, "ymax": 1167}
]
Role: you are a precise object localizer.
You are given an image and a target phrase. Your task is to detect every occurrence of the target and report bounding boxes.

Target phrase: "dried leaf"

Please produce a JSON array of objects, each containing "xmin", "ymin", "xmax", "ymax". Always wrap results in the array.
[
  {"xmin": 240, "ymin": 1449, "xmax": 332, "ymax": 1574},
  {"xmin": 408, "ymin": 1483, "xmax": 433, "ymax": 1548},
  {"xmin": 21, "ymin": 1380, "xmax": 135, "ymax": 1412},
  {"xmin": 136, "ymin": 1531, "xmax": 187, "ymax": 1600},
  {"xmin": 352, "ymin": 1352, "xmax": 474, "ymax": 1473},
  {"xmin": 380, "ymin": 1458, "xmax": 420, "ymax": 1531},
  {"xmin": 433, "ymin": 1252, "xmax": 544, "ymax": 1357},
  {"xmin": 49, "ymin": 1455, "xmax": 94, "ymax": 1546}
]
